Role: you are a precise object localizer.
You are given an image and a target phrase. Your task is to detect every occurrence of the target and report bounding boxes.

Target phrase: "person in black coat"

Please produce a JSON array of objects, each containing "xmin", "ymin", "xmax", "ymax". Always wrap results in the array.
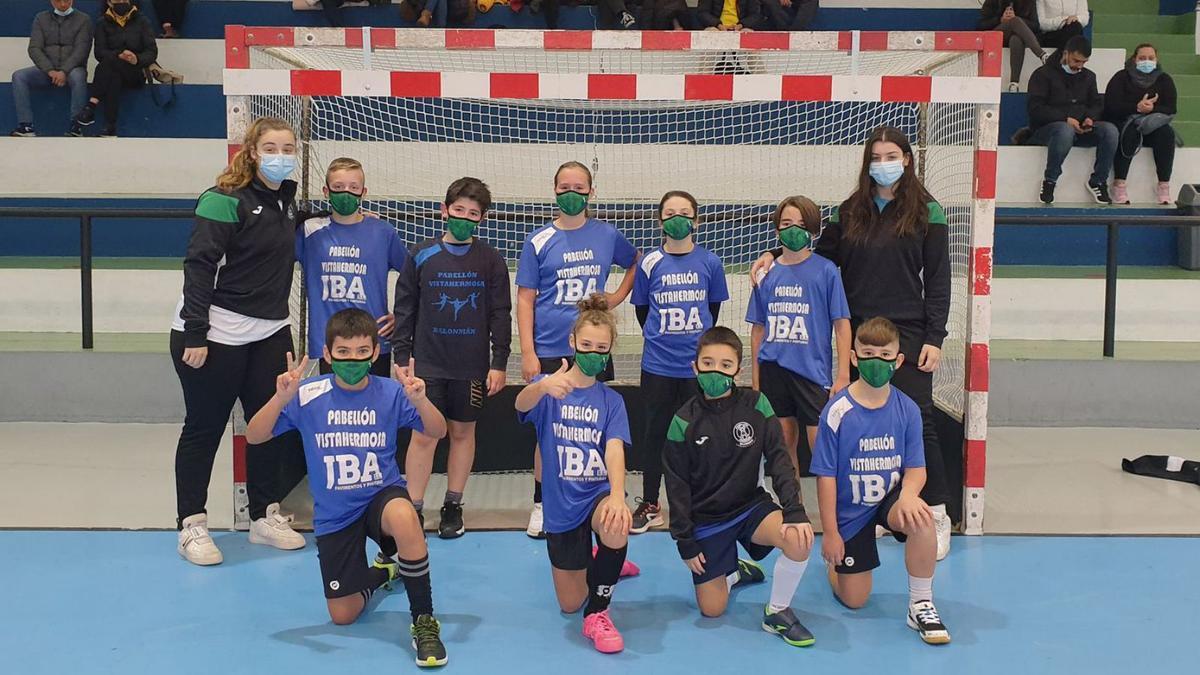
[
  {"xmin": 1025, "ymin": 36, "xmax": 1117, "ymax": 204},
  {"xmin": 978, "ymin": 0, "xmax": 1047, "ymax": 91},
  {"xmin": 1104, "ymin": 43, "xmax": 1178, "ymax": 205},
  {"xmin": 72, "ymin": 0, "xmax": 157, "ymax": 137}
]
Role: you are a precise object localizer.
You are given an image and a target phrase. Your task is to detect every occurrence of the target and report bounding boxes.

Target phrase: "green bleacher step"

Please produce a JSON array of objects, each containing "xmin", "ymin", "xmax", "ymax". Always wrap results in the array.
[
  {"xmin": 1094, "ymin": 13, "xmax": 1196, "ymax": 35},
  {"xmin": 1172, "ymin": 120, "xmax": 1200, "ymax": 146},
  {"xmin": 1095, "ymin": 33, "xmax": 1195, "ymax": 54},
  {"xmin": 1089, "ymin": 0, "xmax": 1160, "ymax": 14}
]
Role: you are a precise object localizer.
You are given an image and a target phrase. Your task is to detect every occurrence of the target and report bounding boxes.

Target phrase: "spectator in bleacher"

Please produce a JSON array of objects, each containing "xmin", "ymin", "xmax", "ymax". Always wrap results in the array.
[
  {"xmin": 638, "ymin": 0, "xmax": 697, "ymax": 29},
  {"xmin": 72, "ymin": 0, "xmax": 158, "ymax": 138},
  {"xmin": 1104, "ymin": 43, "xmax": 1178, "ymax": 205},
  {"xmin": 152, "ymin": 0, "xmax": 189, "ymax": 38},
  {"xmin": 978, "ymin": 0, "xmax": 1046, "ymax": 92},
  {"xmin": 1025, "ymin": 35, "xmax": 1116, "ymax": 204},
  {"xmin": 538, "ymin": 0, "xmax": 639, "ymax": 30},
  {"xmin": 1035, "ymin": 0, "xmax": 1087, "ymax": 51},
  {"xmin": 761, "ymin": 0, "xmax": 817, "ymax": 32},
  {"xmin": 697, "ymin": 0, "xmax": 763, "ymax": 30},
  {"xmin": 9, "ymin": 0, "xmax": 93, "ymax": 138},
  {"xmin": 400, "ymin": 0, "xmax": 476, "ymax": 26}
]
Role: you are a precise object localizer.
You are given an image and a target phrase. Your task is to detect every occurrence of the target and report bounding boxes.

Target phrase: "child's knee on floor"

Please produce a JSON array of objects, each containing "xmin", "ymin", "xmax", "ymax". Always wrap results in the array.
[
  {"xmin": 327, "ymin": 597, "xmax": 363, "ymax": 625},
  {"xmin": 696, "ymin": 579, "xmax": 729, "ymax": 618},
  {"xmin": 831, "ymin": 571, "xmax": 871, "ymax": 609}
]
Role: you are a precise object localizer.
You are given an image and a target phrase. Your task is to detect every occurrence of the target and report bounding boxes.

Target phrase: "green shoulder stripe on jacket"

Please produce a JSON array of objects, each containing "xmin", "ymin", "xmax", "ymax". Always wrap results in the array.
[
  {"xmin": 926, "ymin": 201, "xmax": 947, "ymax": 225},
  {"xmin": 195, "ymin": 190, "xmax": 240, "ymax": 223},
  {"xmin": 666, "ymin": 415, "xmax": 688, "ymax": 443},
  {"xmin": 828, "ymin": 205, "xmax": 840, "ymax": 223},
  {"xmin": 754, "ymin": 393, "xmax": 776, "ymax": 419}
]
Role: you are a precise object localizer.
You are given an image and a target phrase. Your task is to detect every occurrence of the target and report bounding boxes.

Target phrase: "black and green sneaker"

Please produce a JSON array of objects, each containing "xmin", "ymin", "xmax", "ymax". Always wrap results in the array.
[
  {"xmin": 762, "ymin": 606, "xmax": 816, "ymax": 647},
  {"xmin": 732, "ymin": 559, "xmax": 766, "ymax": 588},
  {"xmin": 371, "ymin": 553, "xmax": 400, "ymax": 591},
  {"xmin": 411, "ymin": 614, "xmax": 448, "ymax": 667}
]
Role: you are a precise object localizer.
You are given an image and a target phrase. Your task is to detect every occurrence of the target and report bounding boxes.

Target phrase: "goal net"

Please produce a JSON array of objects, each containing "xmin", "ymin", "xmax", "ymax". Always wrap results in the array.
[{"xmin": 225, "ymin": 27, "xmax": 999, "ymax": 534}]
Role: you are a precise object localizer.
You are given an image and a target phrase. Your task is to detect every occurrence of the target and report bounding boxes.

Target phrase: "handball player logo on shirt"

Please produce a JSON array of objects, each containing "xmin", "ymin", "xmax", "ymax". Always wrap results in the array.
[{"xmin": 733, "ymin": 421, "xmax": 755, "ymax": 448}]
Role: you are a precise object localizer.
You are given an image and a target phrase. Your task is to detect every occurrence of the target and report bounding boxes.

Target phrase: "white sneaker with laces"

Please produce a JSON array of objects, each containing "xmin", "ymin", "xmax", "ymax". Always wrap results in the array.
[
  {"xmin": 178, "ymin": 513, "xmax": 223, "ymax": 566},
  {"xmin": 931, "ymin": 504, "xmax": 951, "ymax": 560},
  {"xmin": 526, "ymin": 503, "xmax": 546, "ymax": 539},
  {"xmin": 249, "ymin": 503, "xmax": 306, "ymax": 550}
]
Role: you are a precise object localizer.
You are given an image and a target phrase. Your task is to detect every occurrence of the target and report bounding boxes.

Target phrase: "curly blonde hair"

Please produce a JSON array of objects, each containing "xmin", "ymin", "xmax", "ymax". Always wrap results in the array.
[{"xmin": 216, "ymin": 117, "xmax": 296, "ymax": 192}]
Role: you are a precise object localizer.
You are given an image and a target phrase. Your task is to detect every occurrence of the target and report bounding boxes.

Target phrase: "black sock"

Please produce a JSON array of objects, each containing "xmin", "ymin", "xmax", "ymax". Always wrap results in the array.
[
  {"xmin": 444, "ymin": 491, "xmax": 463, "ymax": 505},
  {"xmin": 398, "ymin": 555, "xmax": 433, "ymax": 622},
  {"xmin": 584, "ymin": 542, "xmax": 627, "ymax": 616},
  {"xmin": 533, "ymin": 480, "xmax": 542, "ymax": 504},
  {"xmin": 367, "ymin": 565, "xmax": 389, "ymax": 590}
]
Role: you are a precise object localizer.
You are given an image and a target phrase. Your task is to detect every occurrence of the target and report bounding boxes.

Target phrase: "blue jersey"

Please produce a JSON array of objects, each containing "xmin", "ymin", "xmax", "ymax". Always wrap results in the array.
[
  {"xmin": 518, "ymin": 377, "xmax": 632, "ymax": 533},
  {"xmin": 809, "ymin": 387, "xmax": 925, "ymax": 540},
  {"xmin": 745, "ymin": 254, "xmax": 849, "ymax": 388},
  {"xmin": 297, "ymin": 215, "xmax": 409, "ymax": 359},
  {"xmin": 631, "ymin": 246, "xmax": 729, "ymax": 378},
  {"xmin": 515, "ymin": 219, "xmax": 637, "ymax": 357},
  {"xmin": 272, "ymin": 374, "xmax": 423, "ymax": 536}
]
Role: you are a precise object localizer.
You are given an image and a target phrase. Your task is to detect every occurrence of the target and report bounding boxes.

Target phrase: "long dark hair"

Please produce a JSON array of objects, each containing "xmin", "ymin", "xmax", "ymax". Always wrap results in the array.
[{"xmin": 841, "ymin": 126, "xmax": 934, "ymax": 242}]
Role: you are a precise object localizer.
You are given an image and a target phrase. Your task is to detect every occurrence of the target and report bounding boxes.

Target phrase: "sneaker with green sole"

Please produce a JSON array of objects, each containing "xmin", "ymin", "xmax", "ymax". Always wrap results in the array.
[{"xmin": 762, "ymin": 606, "xmax": 816, "ymax": 647}]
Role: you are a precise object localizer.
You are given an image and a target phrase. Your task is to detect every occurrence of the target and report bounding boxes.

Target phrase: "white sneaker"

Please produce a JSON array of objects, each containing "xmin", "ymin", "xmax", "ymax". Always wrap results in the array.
[
  {"xmin": 931, "ymin": 504, "xmax": 951, "ymax": 561},
  {"xmin": 178, "ymin": 513, "xmax": 223, "ymax": 566},
  {"xmin": 249, "ymin": 503, "xmax": 306, "ymax": 550},
  {"xmin": 526, "ymin": 503, "xmax": 546, "ymax": 539}
]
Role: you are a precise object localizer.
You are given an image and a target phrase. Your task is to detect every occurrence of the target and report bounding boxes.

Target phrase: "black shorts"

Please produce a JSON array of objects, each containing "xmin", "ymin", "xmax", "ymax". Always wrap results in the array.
[
  {"xmin": 315, "ymin": 485, "xmax": 410, "ymax": 599},
  {"xmin": 318, "ymin": 353, "xmax": 393, "ymax": 378},
  {"xmin": 692, "ymin": 501, "xmax": 780, "ymax": 585},
  {"xmin": 540, "ymin": 355, "xmax": 614, "ymax": 383},
  {"xmin": 834, "ymin": 487, "xmax": 908, "ymax": 575},
  {"xmin": 758, "ymin": 360, "xmax": 827, "ymax": 426},
  {"xmin": 424, "ymin": 377, "xmax": 485, "ymax": 423},
  {"xmin": 545, "ymin": 492, "xmax": 609, "ymax": 571}
]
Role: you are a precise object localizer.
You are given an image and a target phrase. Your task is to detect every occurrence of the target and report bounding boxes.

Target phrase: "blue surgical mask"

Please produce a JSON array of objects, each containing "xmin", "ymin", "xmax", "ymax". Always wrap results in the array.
[
  {"xmin": 869, "ymin": 160, "xmax": 905, "ymax": 187},
  {"xmin": 54, "ymin": 7, "xmax": 74, "ymax": 16},
  {"xmin": 258, "ymin": 153, "xmax": 297, "ymax": 184},
  {"xmin": 1062, "ymin": 64, "xmax": 1079, "ymax": 75},
  {"xmin": 1136, "ymin": 60, "xmax": 1157, "ymax": 74}
]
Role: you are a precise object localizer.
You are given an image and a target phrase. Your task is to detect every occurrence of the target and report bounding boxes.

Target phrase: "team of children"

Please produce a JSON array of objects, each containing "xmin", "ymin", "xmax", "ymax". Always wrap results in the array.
[{"xmin": 229, "ymin": 153, "xmax": 950, "ymax": 666}]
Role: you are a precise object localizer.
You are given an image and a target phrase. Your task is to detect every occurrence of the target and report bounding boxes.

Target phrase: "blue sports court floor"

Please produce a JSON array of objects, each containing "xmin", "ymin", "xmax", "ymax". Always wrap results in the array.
[{"xmin": 2, "ymin": 530, "xmax": 1196, "ymax": 674}]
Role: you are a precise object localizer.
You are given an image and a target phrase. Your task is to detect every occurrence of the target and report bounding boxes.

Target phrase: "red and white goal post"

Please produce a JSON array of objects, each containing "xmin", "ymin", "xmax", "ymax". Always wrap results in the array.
[{"xmin": 223, "ymin": 27, "xmax": 997, "ymax": 535}]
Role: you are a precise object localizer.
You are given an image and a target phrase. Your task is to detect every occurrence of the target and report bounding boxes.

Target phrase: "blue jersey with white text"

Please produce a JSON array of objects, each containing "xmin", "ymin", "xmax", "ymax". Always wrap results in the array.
[
  {"xmin": 632, "ymin": 246, "xmax": 729, "ymax": 378},
  {"xmin": 515, "ymin": 219, "xmax": 636, "ymax": 357},
  {"xmin": 745, "ymin": 254, "xmax": 849, "ymax": 387},
  {"xmin": 272, "ymin": 374, "xmax": 423, "ymax": 536},
  {"xmin": 297, "ymin": 215, "xmax": 409, "ymax": 359},
  {"xmin": 518, "ymin": 377, "xmax": 631, "ymax": 533},
  {"xmin": 809, "ymin": 387, "xmax": 924, "ymax": 540}
]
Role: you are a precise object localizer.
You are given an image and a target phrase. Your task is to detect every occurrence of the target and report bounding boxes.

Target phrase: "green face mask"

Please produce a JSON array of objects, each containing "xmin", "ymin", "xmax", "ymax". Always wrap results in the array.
[
  {"xmin": 330, "ymin": 357, "xmax": 372, "ymax": 385},
  {"xmin": 446, "ymin": 215, "xmax": 479, "ymax": 242},
  {"xmin": 556, "ymin": 190, "xmax": 588, "ymax": 216},
  {"xmin": 856, "ymin": 355, "xmax": 897, "ymax": 388},
  {"xmin": 328, "ymin": 191, "xmax": 361, "ymax": 217},
  {"xmin": 662, "ymin": 215, "xmax": 694, "ymax": 241},
  {"xmin": 573, "ymin": 350, "xmax": 610, "ymax": 377},
  {"xmin": 696, "ymin": 369, "xmax": 734, "ymax": 398},
  {"xmin": 779, "ymin": 226, "xmax": 812, "ymax": 252}
]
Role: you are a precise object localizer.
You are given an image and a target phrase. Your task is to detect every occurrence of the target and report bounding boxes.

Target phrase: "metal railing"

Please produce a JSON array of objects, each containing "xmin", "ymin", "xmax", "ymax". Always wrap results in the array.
[
  {"xmin": 1, "ymin": 208, "xmax": 1198, "ymax": 357},
  {"xmin": 994, "ymin": 213, "xmax": 1200, "ymax": 357},
  {"xmin": 0, "ymin": 207, "xmax": 195, "ymax": 349}
]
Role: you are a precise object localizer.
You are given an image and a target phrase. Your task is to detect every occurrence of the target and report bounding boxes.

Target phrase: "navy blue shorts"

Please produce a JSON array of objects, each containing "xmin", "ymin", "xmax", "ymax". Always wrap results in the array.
[
  {"xmin": 835, "ymin": 487, "xmax": 908, "ymax": 575},
  {"xmin": 691, "ymin": 501, "xmax": 780, "ymax": 585}
]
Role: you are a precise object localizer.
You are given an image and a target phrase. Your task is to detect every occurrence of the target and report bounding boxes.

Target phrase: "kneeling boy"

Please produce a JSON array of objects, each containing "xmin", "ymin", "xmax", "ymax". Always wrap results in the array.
[
  {"xmin": 247, "ymin": 308, "xmax": 451, "ymax": 666},
  {"xmin": 812, "ymin": 316, "xmax": 950, "ymax": 645},
  {"xmin": 663, "ymin": 326, "xmax": 817, "ymax": 646}
]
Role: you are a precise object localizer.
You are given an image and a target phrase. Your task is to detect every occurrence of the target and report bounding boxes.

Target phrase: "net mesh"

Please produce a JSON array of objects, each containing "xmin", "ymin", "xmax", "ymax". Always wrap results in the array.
[{"xmin": 242, "ymin": 41, "xmax": 978, "ymax": 418}]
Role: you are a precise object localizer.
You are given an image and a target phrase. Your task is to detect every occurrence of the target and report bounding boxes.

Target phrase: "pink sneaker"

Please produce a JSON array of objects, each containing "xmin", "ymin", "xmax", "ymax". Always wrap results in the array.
[
  {"xmin": 1157, "ymin": 182, "xmax": 1172, "ymax": 205},
  {"xmin": 582, "ymin": 610, "xmax": 624, "ymax": 653},
  {"xmin": 591, "ymin": 546, "xmax": 640, "ymax": 578},
  {"xmin": 1111, "ymin": 181, "xmax": 1129, "ymax": 205}
]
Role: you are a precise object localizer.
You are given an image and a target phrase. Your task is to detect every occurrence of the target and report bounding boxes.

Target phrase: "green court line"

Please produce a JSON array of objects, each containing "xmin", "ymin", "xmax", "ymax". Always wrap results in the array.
[
  {"xmin": 990, "ymin": 339, "xmax": 1200, "ymax": 361},
  {"xmin": 993, "ymin": 266, "xmax": 1200, "ymax": 280},
  {"xmin": 0, "ymin": 333, "xmax": 170, "ymax": 353},
  {"xmin": 0, "ymin": 257, "xmax": 181, "ymax": 270}
]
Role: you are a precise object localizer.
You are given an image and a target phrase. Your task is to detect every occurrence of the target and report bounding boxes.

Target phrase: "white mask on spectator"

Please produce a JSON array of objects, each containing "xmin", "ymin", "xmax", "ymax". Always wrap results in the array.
[{"xmin": 54, "ymin": 7, "xmax": 74, "ymax": 16}]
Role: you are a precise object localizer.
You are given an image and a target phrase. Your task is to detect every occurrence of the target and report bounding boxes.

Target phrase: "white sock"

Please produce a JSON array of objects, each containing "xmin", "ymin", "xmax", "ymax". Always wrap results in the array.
[
  {"xmin": 930, "ymin": 503, "xmax": 947, "ymax": 518},
  {"xmin": 725, "ymin": 570, "xmax": 740, "ymax": 591},
  {"xmin": 908, "ymin": 575, "xmax": 933, "ymax": 604},
  {"xmin": 768, "ymin": 556, "xmax": 808, "ymax": 613}
]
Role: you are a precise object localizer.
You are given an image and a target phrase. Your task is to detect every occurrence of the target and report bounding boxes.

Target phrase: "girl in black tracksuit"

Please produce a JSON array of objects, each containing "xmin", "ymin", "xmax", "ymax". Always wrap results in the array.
[
  {"xmin": 170, "ymin": 117, "xmax": 308, "ymax": 560},
  {"xmin": 753, "ymin": 126, "xmax": 953, "ymax": 552}
]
